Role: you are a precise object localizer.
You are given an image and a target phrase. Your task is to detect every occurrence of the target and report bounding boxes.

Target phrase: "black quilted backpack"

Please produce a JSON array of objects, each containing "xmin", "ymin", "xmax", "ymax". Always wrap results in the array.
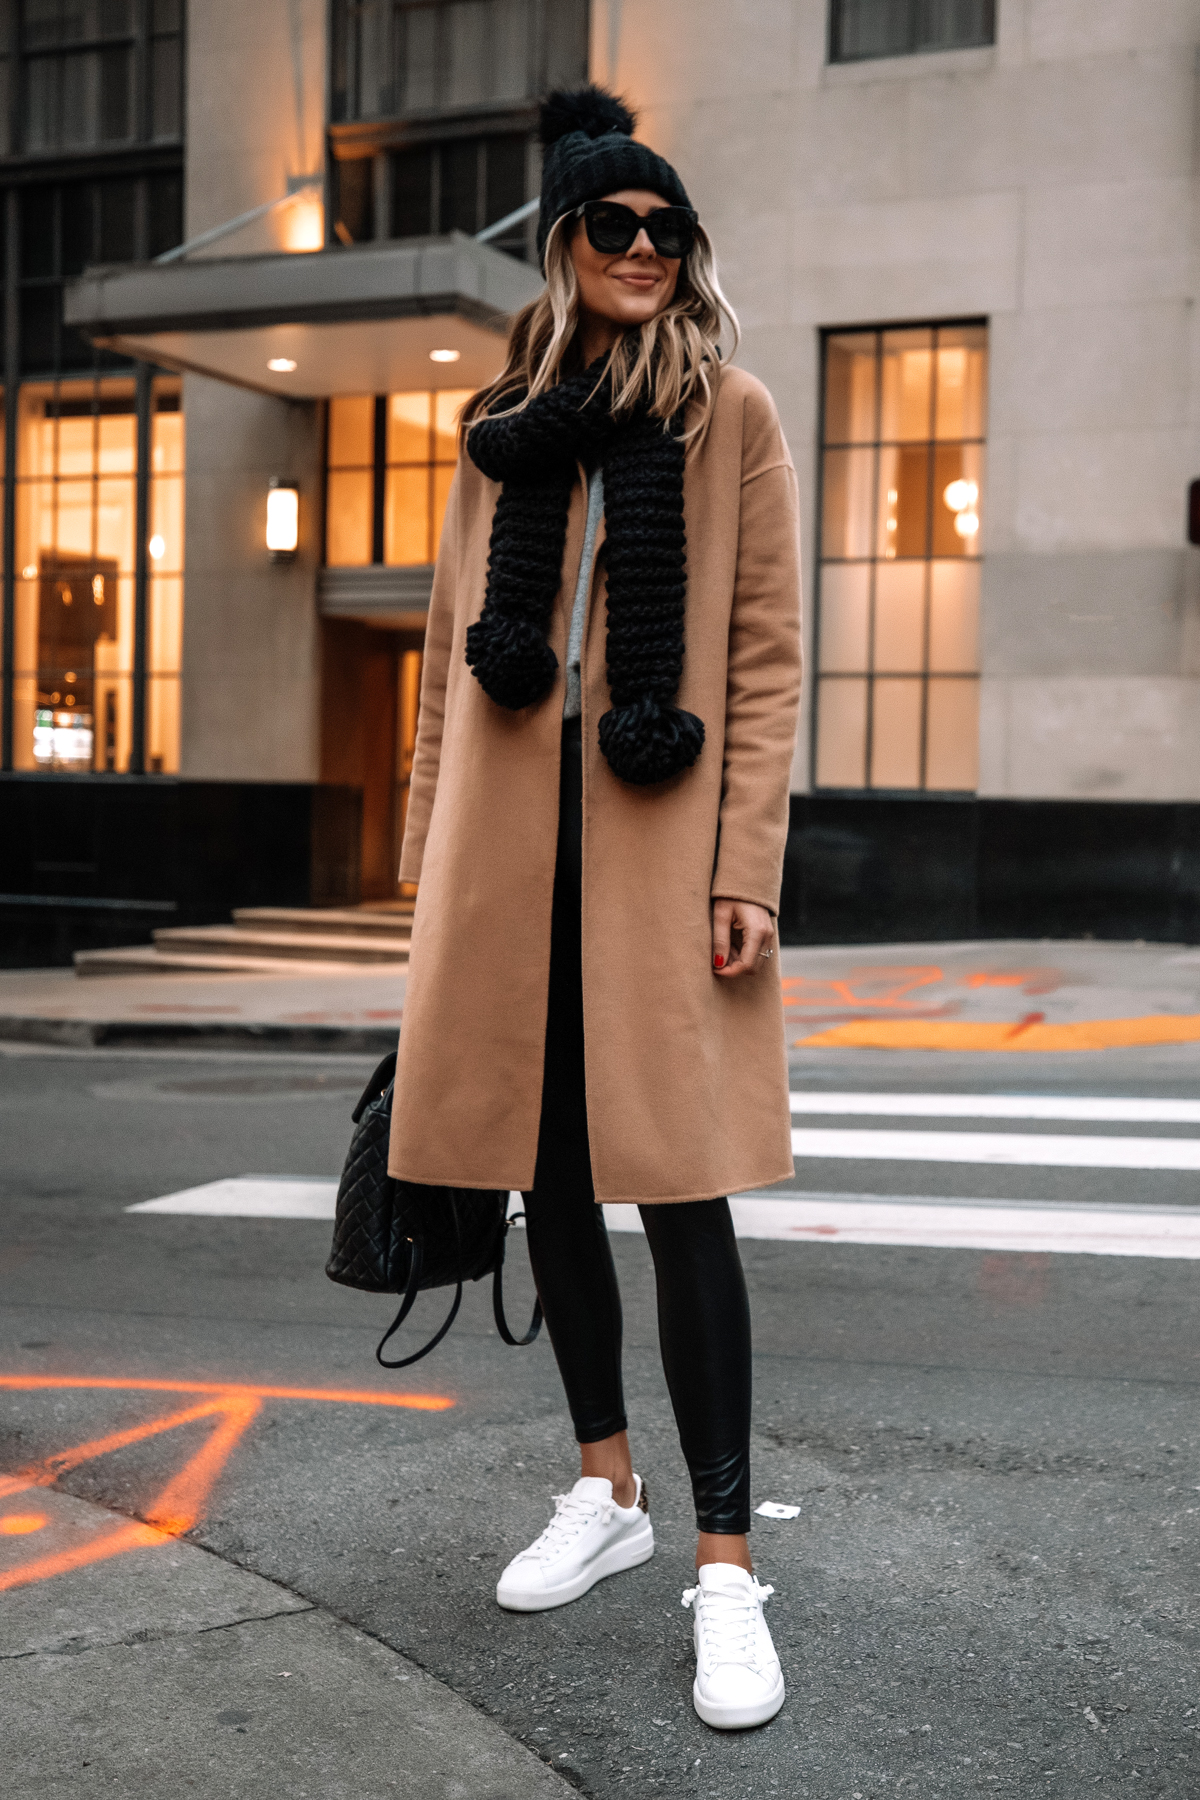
[{"xmin": 326, "ymin": 1051, "xmax": 542, "ymax": 1369}]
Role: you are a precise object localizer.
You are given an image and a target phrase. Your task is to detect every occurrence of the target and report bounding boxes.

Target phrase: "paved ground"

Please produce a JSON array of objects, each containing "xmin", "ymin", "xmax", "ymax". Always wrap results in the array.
[
  {"xmin": 3, "ymin": 942, "xmax": 1200, "ymax": 1796},
  {"xmin": 5, "ymin": 936, "xmax": 1200, "ymax": 1053},
  {"xmin": 0, "ymin": 964, "xmax": 406, "ymax": 1051}
]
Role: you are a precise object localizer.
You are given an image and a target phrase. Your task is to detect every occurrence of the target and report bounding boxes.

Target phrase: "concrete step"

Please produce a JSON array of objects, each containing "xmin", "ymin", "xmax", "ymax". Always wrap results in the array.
[
  {"xmin": 153, "ymin": 925, "xmax": 410, "ymax": 965},
  {"xmin": 74, "ymin": 946, "xmax": 369, "ymax": 977},
  {"xmin": 232, "ymin": 907, "xmax": 412, "ymax": 941}
]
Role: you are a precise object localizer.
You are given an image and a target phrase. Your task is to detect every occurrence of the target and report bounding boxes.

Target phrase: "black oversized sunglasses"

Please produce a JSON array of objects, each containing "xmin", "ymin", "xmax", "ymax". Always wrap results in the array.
[{"xmin": 576, "ymin": 200, "xmax": 698, "ymax": 260}]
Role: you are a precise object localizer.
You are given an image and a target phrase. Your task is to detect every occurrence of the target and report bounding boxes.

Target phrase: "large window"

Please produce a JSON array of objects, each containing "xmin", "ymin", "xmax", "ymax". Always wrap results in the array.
[
  {"xmin": 329, "ymin": 0, "xmax": 588, "ymax": 257},
  {"xmin": 0, "ymin": 8, "xmax": 185, "ymax": 776},
  {"xmin": 15, "ymin": 172, "xmax": 182, "ymax": 375},
  {"xmin": 0, "ymin": 1, "xmax": 184, "ymax": 156},
  {"xmin": 10, "ymin": 373, "xmax": 183, "ymax": 773},
  {"xmin": 814, "ymin": 323, "xmax": 986, "ymax": 793},
  {"xmin": 325, "ymin": 389, "xmax": 471, "ymax": 568},
  {"xmin": 830, "ymin": 0, "xmax": 994, "ymax": 62},
  {"xmin": 332, "ymin": 0, "xmax": 588, "ymax": 124},
  {"xmin": 335, "ymin": 128, "xmax": 529, "ymax": 255}
]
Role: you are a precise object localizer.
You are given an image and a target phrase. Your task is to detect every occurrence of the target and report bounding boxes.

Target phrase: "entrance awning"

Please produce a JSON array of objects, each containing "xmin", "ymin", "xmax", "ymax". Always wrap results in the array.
[{"xmin": 64, "ymin": 233, "xmax": 543, "ymax": 399}]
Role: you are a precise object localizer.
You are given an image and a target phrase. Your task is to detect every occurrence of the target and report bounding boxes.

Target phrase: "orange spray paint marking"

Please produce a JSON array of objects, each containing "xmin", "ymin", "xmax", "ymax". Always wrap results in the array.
[
  {"xmin": 0, "ymin": 1513, "xmax": 47, "ymax": 1534},
  {"xmin": 0, "ymin": 1395, "xmax": 242, "ymax": 1500},
  {"xmin": 961, "ymin": 969, "xmax": 1062, "ymax": 996},
  {"xmin": 794, "ymin": 1014, "xmax": 1200, "ymax": 1052},
  {"xmin": 782, "ymin": 966, "xmax": 945, "ymax": 1012},
  {"xmin": 0, "ymin": 1375, "xmax": 455, "ymax": 1593}
]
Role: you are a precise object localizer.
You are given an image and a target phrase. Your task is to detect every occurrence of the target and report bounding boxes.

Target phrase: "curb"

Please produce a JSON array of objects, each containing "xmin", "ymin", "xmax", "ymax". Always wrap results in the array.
[{"xmin": 0, "ymin": 1015, "xmax": 400, "ymax": 1054}]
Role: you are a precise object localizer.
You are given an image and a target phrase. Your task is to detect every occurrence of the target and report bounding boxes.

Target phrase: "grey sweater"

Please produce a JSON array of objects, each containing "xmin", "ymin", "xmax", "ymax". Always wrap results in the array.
[{"xmin": 563, "ymin": 468, "xmax": 605, "ymax": 721}]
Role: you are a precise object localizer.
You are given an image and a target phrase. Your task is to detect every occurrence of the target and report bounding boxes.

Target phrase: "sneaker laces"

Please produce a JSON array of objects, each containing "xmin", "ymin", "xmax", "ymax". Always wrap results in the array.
[
  {"xmin": 522, "ymin": 1490, "xmax": 616, "ymax": 1564},
  {"xmin": 681, "ymin": 1577, "xmax": 774, "ymax": 1668}
]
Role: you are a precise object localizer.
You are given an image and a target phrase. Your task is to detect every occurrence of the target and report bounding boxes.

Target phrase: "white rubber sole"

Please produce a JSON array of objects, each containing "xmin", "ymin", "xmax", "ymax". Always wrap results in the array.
[
  {"xmin": 495, "ymin": 1515, "xmax": 655, "ymax": 1613},
  {"xmin": 692, "ymin": 1670, "xmax": 786, "ymax": 1731}
]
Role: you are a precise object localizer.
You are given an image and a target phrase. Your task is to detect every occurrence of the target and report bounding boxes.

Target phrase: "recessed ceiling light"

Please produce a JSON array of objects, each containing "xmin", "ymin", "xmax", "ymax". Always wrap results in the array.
[
  {"xmin": 429, "ymin": 348, "xmax": 461, "ymax": 363},
  {"xmin": 268, "ymin": 357, "xmax": 298, "ymax": 373}
]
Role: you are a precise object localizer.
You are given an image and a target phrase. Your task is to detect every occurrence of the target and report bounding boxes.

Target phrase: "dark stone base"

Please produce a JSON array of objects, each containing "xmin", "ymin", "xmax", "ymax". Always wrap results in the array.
[
  {"xmin": 6, "ymin": 781, "xmax": 1198, "ymax": 967},
  {"xmin": 0, "ymin": 774, "xmax": 362, "ymax": 967},
  {"xmin": 779, "ymin": 795, "xmax": 1200, "ymax": 945}
]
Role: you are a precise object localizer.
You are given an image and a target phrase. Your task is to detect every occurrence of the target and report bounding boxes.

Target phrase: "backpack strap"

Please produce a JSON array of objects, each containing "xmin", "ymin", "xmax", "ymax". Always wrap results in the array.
[
  {"xmin": 492, "ymin": 1212, "xmax": 543, "ymax": 1347},
  {"xmin": 374, "ymin": 1237, "xmax": 464, "ymax": 1369},
  {"xmin": 375, "ymin": 1206, "xmax": 543, "ymax": 1367},
  {"xmin": 353, "ymin": 1050, "xmax": 398, "ymax": 1123}
]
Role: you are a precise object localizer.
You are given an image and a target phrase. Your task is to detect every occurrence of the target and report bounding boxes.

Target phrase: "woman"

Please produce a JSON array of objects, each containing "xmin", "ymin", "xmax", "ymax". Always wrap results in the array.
[{"xmin": 389, "ymin": 86, "xmax": 802, "ymax": 1732}]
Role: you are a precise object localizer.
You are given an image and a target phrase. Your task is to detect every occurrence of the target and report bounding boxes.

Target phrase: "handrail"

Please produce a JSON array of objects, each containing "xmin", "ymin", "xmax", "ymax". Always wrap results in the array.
[
  {"xmin": 475, "ymin": 196, "xmax": 540, "ymax": 243},
  {"xmin": 153, "ymin": 177, "xmax": 323, "ymax": 265},
  {"xmin": 152, "ymin": 182, "xmax": 539, "ymax": 266}
]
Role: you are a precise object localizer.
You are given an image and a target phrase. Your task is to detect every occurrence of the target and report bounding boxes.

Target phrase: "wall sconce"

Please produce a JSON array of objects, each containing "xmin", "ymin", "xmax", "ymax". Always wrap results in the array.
[{"xmin": 266, "ymin": 478, "xmax": 299, "ymax": 562}]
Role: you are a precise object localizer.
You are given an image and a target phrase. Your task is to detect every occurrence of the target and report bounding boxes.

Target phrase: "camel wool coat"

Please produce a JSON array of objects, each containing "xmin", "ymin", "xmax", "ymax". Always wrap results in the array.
[{"xmin": 388, "ymin": 363, "xmax": 802, "ymax": 1204}]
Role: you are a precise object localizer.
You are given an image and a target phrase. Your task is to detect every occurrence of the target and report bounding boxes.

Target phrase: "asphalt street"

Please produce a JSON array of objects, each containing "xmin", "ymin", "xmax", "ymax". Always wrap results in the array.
[{"xmin": 3, "ymin": 1034, "xmax": 1200, "ymax": 1797}]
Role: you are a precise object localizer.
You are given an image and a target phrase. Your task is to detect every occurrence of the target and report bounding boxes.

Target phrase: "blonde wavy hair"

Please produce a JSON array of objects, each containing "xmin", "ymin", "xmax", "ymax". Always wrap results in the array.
[{"xmin": 461, "ymin": 209, "xmax": 740, "ymax": 444}]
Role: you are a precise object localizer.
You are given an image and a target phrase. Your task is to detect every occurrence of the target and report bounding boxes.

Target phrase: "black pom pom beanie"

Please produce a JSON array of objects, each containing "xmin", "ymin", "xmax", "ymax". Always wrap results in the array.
[{"xmin": 537, "ymin": 84, "xmax": 691, "ymax": 267}]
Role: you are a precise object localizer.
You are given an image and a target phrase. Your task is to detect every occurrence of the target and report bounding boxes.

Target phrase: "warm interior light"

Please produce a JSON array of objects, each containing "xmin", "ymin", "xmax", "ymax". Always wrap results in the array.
[
  {"xmin": 21, "ymin": 563, "xmax": 36, "ymax": 579},
  {"xmin": 429, "ymin": 348, "xmax": 461, "ymax": 363},
  {"xmin": 943, "ymin": 479, "xmax": 979, "ymax": 513},
  {"xmin": 148, "ymin": 534, "xmax": 165, "ymax": 560},
  {"xmin": 268, "ymin": 357, "xmax": 298, "ymax": 373},
  {"xmin": 282, "ymin": 197, "xmax": 324, "ymax": 253},
  {"xmin": 954, "ymin": 510, "xmax": 980, "ymax": 538},
  {"xmin": 266, "ymin": 481, "xmax": 300, "ymax": 557}
]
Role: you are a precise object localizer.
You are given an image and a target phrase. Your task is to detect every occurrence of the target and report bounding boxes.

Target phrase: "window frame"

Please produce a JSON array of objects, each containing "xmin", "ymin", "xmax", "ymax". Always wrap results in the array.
[
  {"xmin": 827, "ymin": 0, "xmax": 996, "ymax": 65},
  {"xmin": 326, "ymin": 0, "xmax": 588, "ymax": 258},
  {"xmin": 6, "ymin": 366, "xmax": 184, "ymax": 776},
  {"xmin": 324, "ymin": 388, "xmax": 471, "ymax": 573},
  {"xmin": 0, "ymin": 1, "xmax": 186, "ymax": 772},
  {"xmin": 811, "ymin": 316, "xmax": 989, "ymax": 796},
  {"xmin": 0, "ymin": 1, "xmax": 186, "ymax": 162}
]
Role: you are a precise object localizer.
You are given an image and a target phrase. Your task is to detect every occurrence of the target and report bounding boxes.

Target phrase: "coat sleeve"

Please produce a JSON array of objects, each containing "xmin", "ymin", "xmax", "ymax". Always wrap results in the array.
[
  {"xmin": 710, "ymin": 393, "xmax": 803, "ymax": 916},
  {"xmin": 397, "ymin": 468, "xmax": 462, "ymax": 885}
]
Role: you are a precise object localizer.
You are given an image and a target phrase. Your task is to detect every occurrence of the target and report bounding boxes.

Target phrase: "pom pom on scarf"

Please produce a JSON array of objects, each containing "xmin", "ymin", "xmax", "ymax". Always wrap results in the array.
[
  {"xmin": 598, "ymin": 696, "xmax": 705, "ymax": 787},
  {"xmin": 465, "ymin": 611, "xmax": 559, "ymax": 711}
]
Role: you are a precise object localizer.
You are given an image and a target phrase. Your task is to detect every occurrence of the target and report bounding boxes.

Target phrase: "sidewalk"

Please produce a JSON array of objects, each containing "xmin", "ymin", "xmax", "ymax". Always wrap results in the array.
[
  {"xmin": 3, "ymin": 1484, "xmax": 571, "ymax": 1800},
  {"xmin": 0, "ymin": 965, "xmax": 406, "ymax": 1053},
  {"xmin": 3, "ymin": 937, "xmax": 1200, "ymax": 1054}
]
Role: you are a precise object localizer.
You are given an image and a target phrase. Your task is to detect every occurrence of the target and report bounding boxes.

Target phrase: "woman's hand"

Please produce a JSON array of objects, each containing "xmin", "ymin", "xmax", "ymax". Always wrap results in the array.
[{"xmin": 712, "ymin": 899, "xmax": 775, "ymax": 978}]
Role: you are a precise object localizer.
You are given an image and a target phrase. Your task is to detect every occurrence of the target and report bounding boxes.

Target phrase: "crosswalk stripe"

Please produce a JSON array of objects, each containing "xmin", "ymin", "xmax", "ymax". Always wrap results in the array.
[
  {"xmin": 790, "ymin": 1092, "xmax": 1200, "ymax": 1124},
  {"xmin": 126, "ymin": 1179, "xmax": 1200, "ymax": 1259},
  {"xmin": 789, "ymin": 1127, "xmax": 1200, "ymax": 1170},
  {"xmin": 604, "ymin": 1195, "xmax": 1200, "ymax": 1258},
  {"xmin": 128, "ymin": 1178, "xmax": 337, "ymax": 1218}
]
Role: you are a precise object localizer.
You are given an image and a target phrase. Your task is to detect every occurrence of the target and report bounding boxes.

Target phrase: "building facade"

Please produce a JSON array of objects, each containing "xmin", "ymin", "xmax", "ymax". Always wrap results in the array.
[{"xmin": 5, "ymin": 0, "xmax": 1200, "ymax": 958}]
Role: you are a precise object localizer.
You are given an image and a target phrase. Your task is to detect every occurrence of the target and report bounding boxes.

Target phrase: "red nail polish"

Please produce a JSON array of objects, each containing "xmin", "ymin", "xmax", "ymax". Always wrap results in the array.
[{"xmin": 714, "ymin": 955, "xmax": 725, "ymax": 968}]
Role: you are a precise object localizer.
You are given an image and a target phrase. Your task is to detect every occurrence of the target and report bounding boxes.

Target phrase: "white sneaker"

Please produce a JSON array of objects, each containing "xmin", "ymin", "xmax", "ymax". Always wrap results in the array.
[
  {"xmin": 682, "ymin": 1562, "xmax": 785, "ymax": 1729},
  {"xmin": 496, "ymin": 1474, "xmax": 654, "ymax": 1612}
]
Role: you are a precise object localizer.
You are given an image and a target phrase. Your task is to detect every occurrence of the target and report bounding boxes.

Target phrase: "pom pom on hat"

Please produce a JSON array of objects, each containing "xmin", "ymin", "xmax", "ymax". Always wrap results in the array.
[{"xmin": 539, "ymin": 84, "xmax": 636, "ymax": 148}]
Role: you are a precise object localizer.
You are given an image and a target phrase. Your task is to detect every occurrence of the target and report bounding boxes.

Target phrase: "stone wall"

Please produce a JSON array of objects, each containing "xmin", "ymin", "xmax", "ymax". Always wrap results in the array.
[{"xmin": 595, "ymin": 0, "xmax": 1200, "ymax": 798}]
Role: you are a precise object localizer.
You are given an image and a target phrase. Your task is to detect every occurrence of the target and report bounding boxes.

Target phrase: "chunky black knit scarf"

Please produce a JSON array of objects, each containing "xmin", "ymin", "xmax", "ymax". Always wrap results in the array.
[{"xmin": 464, "ymin": 365, "xmax": 704, "ymax": 786}]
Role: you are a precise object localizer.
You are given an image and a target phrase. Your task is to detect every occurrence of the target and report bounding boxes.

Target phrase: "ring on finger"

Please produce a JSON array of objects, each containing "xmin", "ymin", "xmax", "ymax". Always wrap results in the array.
[{"xmin": 758, "ymin": 946, "xmax": 775, "ymax": 959}]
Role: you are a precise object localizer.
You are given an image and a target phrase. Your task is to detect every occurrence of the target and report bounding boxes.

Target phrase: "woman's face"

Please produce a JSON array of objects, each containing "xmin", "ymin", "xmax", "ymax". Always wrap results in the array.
[{"xmin": 569, "ymin": 189, "xmax": 682, "ymax": 331}]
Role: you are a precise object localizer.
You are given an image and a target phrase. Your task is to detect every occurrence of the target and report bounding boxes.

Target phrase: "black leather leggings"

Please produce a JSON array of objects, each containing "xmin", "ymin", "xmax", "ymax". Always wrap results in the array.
[{"xmin": 522, "ymin": 717, "xmax": 753, "ymax": 1536}]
